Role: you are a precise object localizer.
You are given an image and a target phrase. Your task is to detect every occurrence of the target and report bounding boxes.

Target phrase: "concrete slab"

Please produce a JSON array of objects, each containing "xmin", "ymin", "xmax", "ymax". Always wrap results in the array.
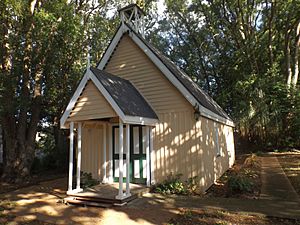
[{"xmin": 260, "ymin": 156, "xmax": 300, "ymax": 202}]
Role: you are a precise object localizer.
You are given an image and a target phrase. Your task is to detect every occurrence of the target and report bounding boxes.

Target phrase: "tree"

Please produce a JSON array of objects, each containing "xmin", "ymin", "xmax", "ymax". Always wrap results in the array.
[
  {"xmin": 0, "ymin": 0, "xmax": 116, "ymax": 181},
  {"xmin": 148, "ymin": 0, "xmax": 300, "ymax": 147}
]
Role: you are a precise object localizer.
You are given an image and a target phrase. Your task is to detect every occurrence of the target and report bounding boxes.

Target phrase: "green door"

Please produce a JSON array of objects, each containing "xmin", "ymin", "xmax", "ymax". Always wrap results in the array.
[{"xmin": 113, "ymin": 125, "xmax": 146, "ymax": 184}]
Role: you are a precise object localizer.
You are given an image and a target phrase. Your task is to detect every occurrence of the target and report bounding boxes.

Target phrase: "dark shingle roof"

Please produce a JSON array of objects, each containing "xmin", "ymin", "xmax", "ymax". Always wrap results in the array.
[
  {"xmin": 125, "ymin": 24, "xmax": 232, "ymax": 121},
  {"xmin": 90, "ymin": 67, "xmax": 158, "ymax": 119}
]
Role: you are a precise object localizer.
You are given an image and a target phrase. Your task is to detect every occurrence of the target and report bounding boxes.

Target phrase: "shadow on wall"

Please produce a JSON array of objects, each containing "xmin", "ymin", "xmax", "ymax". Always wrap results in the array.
[{"xmin": 152, "ymin": 111, "xmax": 234, "ymax": 192}]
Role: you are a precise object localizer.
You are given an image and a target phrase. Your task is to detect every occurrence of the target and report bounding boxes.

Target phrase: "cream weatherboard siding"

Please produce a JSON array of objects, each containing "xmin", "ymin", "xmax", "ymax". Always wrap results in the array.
[
  {"xmin": 104, "ymin": 34, "xmax": 191, "ymax": 113},
  {"xmin": 80, "ymin": 123, "xmax": 110, "ymax": 180},
  {"xmin": 152, "ymin": 111, "xmax": 235, "ymax": 192},
  {"xmin": 67, "ymin": 81, "xmax": 117, "ymax": 122},
  {"xmin": 102, "ymin": 33, "xmax": 235, "ymax": 192}
]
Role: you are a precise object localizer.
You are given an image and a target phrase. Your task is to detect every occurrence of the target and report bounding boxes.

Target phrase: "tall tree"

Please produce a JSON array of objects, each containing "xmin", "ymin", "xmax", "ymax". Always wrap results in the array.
[
  {"xmin": 0, "ymin": 0, "xmax": 114, "ymax": 181},
  {"xmin": 148, "ymin": 0, "xmax": 300, "ymax": 147}
]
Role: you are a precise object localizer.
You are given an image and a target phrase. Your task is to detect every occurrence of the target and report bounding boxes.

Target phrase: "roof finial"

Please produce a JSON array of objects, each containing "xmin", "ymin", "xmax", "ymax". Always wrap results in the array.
[{"xmin": 87, "ymin": 45, "xmax": 91, "ymax": 69}]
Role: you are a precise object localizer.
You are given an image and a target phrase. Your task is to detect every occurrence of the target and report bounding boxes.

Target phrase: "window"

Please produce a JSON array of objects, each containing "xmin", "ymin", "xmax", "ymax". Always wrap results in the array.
[{"xmin": 215, "ymin": 126, "xmax": 221, "ymax": 157}]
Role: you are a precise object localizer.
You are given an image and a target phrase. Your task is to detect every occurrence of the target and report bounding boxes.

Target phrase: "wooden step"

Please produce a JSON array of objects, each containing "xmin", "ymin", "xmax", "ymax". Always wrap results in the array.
[
  {"xmin": 64, "ymin": 197, "xmax": 112, "ymax": 208},
  {"xmin": 68, "ymin": 193, "xmax": 138, "ymax": 204}
]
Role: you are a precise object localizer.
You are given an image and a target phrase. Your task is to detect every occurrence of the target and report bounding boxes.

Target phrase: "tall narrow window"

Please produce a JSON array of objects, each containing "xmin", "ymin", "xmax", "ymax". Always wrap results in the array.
[{"xmin": 215, "ymin": 126, "xmax": 221, "ymax": 157}]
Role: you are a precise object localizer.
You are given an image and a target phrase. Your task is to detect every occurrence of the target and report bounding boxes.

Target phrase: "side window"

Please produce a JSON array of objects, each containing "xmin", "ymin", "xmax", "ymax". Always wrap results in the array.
[{"xmin": 215, "ymin": 125, "xmax": 221, "ymax": 157}]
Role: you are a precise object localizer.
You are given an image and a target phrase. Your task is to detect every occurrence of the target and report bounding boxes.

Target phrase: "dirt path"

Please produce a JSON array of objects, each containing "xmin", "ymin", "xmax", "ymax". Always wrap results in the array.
[
  {"xmin": 0, "ymin": 178, "xmax": 177, "ymax": 225},
  {"xmin": 1, "ymin": 154, "xmax": 300, "ymax": 224}
]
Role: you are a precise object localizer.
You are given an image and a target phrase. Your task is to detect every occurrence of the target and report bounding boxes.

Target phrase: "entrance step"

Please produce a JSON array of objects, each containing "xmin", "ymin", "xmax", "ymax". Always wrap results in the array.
[
  {"xmin": 65, "ymin": 183, "xmax": 150, "ymax": 207},
  {"xmin": 64, "ymin": 196, "xmax": 113, "ymax": 208}
]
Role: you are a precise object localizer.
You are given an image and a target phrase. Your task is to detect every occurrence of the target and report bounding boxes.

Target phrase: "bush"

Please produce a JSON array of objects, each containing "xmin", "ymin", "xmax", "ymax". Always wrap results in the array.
[
  {"xmin": 153, "ymin": 173, "xmax": 199, "ymax": 195},
  {"xmin": 80, "ymin": 172, "xmax": 98, "ymax": 188},
  {"xmin": 227, "ymin": 173, "xmax": 253, "ymax": 194},
  {"xmin": 244, "ymin": 154, "xmax": 261, "ymax": 168}
]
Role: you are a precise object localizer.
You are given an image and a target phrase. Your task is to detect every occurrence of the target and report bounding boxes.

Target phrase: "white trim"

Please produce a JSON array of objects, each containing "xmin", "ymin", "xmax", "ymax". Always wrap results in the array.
[
  {"xmin": 68, "ymin": 122, "xmax": 74, "ymax": 192},
  {"xmin": 76, "ymin": 122, "xmax": 82, "ymax": 190},
  {"xmin": 60, "ymin": 72, "xmax": 89, "ymax": 128},
  {"xmin": 108, "ymin": 124, "xmax": 113, "ymax": 183},
  {"xmin": 66, "ymin": 188, "xmax": 83, "ymax": 195},
  {"xmin": 60, "ymin": 69, "xmax": 158, "ymax": 129},
  {"xmin": 150, "ymin": 127, "xmax": 155, "ymax": 184},
  {"xmin": 96, "ymin": 24, "xmax": 234, "ymax": 127},
  {"xmin": 125, "ymin": 124, "xmax": 131, "ymax": 196},
  {"xmin": 116, "ymin": 119, "xmax": 124, "ymax": 199},
  {"xmin": 214, "ymin": 123, "xmax": 221, "ymax": 157},
  {"xmin": 90, "ymin": 71, "xmax": 158, "ymax": 126},
  {"xmin": 98, "ymin": 26, "xmax": 129, "ymax": 69},
  {"xmin": 89, "ymin": 72, "xmax": 127, "ymax": 121},
  {"xmin": 146, "ymin": 126, "xmax": 150, "ymax": 187},
  {"xmin": 123, "ymin": 116, "xmax": 158, "ymax": 126},
  {"xmin": 102, "ymin": 123, "xmax": 107, "ymax": 183},
  {"xmin": 129, "ymin": 31, "xmax": 234, "ymax": 127}
]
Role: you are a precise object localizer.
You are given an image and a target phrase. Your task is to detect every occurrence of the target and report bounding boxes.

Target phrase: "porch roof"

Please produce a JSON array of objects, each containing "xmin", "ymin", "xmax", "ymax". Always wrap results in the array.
[{"xmin": 90, "ymin": 67, "xmax": 158, "ymax": 120}]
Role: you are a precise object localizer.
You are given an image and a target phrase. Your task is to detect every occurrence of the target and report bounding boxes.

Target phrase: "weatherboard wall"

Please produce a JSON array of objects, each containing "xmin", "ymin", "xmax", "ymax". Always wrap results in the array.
[
  {"xmin": 80, "ymin": 123, "xmax": 110, "ymax": 180},
  {"xmin": 67, "ymin": 81, "xmax": 117, "ymax": 122},
  {"xmin": 103, "ymin": 33, "xmax": 235, "ymax": 191}
]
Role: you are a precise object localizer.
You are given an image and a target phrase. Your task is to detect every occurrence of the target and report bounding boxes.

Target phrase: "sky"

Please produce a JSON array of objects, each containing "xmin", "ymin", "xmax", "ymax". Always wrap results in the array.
[{"xmin": 106, "ymin": 0, "xmax": 166, "ymax": 18}]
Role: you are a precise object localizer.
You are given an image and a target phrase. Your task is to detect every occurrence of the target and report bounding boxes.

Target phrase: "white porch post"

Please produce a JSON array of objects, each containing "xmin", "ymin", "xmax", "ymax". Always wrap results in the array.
[
  {"xmin": 146, "ymin": 126, "xmax": 151, "ymax": 187},
  {"xmin": 116, "ymin": 119, "xmax": 124, "ymax": 199},
  {"xmin": 126, "ymin": 124, "xmax": 131, "ymax": 196},
  {"xmin": 150, "ymin": 126, "xmax": 155, "ymax": 185},
  {"xmin": 108, "ymin": 124, "xmax": 113, "ymax": 183},
  {"xmin": 76, "ymin": 122, "xmax": 83, "ymax": 192},
  {"xmin": 68, "ymin": 122, "xmax": 74, "ymax": 193},
  {"xmin": 102, "ymin": 123, "xmax": 107, "ymax": 183}
]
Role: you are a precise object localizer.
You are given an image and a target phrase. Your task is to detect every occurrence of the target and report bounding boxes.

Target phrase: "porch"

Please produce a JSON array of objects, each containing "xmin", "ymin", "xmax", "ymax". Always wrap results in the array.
[
  {"xmin": 66, "ymin": 119, "xmax": 154, "ymax": 200},
  {"xmin": 64, "ymin": 182, "xmax": 150, "ymax": 207},
  {"xmin": 60, "ymin": 68, "xmax": 158, "ymax": 201}
]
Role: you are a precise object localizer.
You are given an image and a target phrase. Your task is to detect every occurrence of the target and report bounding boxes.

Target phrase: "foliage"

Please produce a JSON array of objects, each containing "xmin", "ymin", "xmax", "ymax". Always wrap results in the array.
[
  {"xmin": 80, "ymin": 172, "xmax": 98, "ymax": 189},
  {"xmin": 227, "ymin": 173, "xmax": 254, "ymax": 194},
  {"xmin": 227, "ymin": 154, "xmax": 261, "ymax": 195},
  {"xmin": 153, "ymin": 173, "xmax": 200, "ymax": 195},
  {"xmin": 244, "ymin": 154, "xmax": 261, "ymax": 168},
  {"xmin": 147, "ymin": 0, "xmax": 300, "ymax": 148},
  {"xmin": 31, "ymin": 125, "xmax": 68, "ymax": 174}
]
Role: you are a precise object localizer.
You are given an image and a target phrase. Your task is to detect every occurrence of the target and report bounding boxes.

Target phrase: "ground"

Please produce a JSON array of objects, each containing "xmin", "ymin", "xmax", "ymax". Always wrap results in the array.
[
  {"xmin": 0, "ymin": 151, "xmax": 299, "ymax": 225},
  {"xmin": 276, "ymin": 151, "xmax": 300, "ymax": 195},
  {"xmin": 169, "ymin": 208, "xmax": 299, "ymax": 225},
  {"xmin": 205, "ymin": 153, "xmax": 261, "ymax": 199}
]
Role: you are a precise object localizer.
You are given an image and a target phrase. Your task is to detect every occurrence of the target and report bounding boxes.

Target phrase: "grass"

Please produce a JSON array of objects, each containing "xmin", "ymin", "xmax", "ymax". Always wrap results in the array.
[{"xmin": 168, "ymin": 208, "xmax": 300, "ymax": 225}]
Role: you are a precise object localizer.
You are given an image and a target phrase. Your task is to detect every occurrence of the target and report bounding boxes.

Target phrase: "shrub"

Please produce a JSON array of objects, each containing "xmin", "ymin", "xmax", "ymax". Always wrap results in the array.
[
  {"xmin": 153, "ymin": 173, "xmax": 200, "ymax": 195},
  {"xmin": 80, "ymin": 172, "xmax": 98, "ymax": 188},
  {"xmin": 244, "ymin": 154, "xmax": 260, "ymax": 168},
  {"xmin": 227, "ymin": 173, "xmax": 253, "ymax": 194},
  {"xmin": 186, "ymin": 176, "xmax": 200, "ymax": 195}
]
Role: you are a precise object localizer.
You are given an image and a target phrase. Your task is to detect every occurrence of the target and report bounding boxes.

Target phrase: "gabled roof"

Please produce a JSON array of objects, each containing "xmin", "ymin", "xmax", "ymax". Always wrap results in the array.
[
  {"xmin": 60, "ymin": 67, "xmax": 158, "ymax": 128},
  {"xmin": 131, "ymin": 28, "xmax": 231, "ymax": 121},
  {"xmin": 97, "ymin": 23, "xmax": 234, "ymax": 127},
  {"xmin": 90, "ymin": 67, "xmax": 158, "ymax": 119}
]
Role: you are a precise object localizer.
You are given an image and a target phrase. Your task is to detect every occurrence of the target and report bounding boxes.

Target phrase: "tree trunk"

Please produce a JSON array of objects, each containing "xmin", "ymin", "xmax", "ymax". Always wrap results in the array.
[
  {"xmin": 292, "ymin": 21, "xmax": 300, "ymax": 87},
  {"xmin": 285, "ymin": 30, "xmax": 292, "ymax": 87},
  {"xmin": 268, "ymin": 0, "xmax": 275, "ymax": 66},
  {"xmin": 1, "ymin": 0, "xmax": 40, "ymax": 182}
]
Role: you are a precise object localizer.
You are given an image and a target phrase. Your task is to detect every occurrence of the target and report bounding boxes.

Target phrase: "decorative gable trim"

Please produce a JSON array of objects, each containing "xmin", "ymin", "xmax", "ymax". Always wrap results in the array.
[{"xmin": 97, "ymin": 24, "xmax": 234, "ymax": 127}]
